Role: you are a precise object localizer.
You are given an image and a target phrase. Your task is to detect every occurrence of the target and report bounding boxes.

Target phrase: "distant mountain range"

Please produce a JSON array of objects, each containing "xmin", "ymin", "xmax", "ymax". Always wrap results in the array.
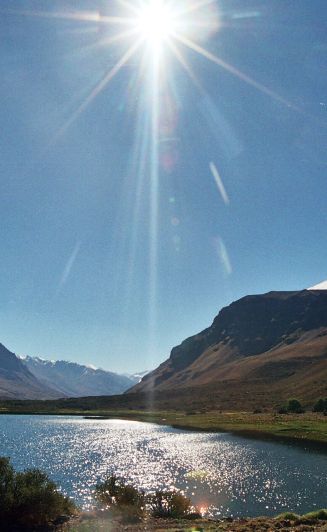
[
  {"xmin": 20, "ymin": 356, "xmax": 141, "ymax": 398},
  {"xmin": 130, "ymin": 289, "xmax": 327, "ymax": 409},
  {"xmin": 0, "ymin": 344, "xmax": 143, "ymax": 399}
]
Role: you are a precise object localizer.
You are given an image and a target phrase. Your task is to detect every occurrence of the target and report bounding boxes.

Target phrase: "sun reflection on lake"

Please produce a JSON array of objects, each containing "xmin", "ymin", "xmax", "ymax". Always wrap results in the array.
[{"xmin": 0, "ymin": 416, "xmax": 326, "ymax": 518}]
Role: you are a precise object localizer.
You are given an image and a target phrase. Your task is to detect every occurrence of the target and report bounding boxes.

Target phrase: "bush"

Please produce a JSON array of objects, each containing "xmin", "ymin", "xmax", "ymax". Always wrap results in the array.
[
  {"xmin": 14, "ymin": 468, "xmax": 76, "ymax": 527},
  {"xmin": 116, "ymin": 484, "xmax": 144, "ymax": 509},
  {"xmin": 313, "ymin": 398, "xmax": 327, "ymax": 412},
  {"xmin": 302, "ymin": 509, "xmax": 327, "ymax": 520},
  {"xmin": 95, "ymin": 474, "xmax": 145, "ymax": 518},
  {"xmin": 0, "ymin": 457, "xmax": 15, "ymax": 521},
  {"xmin": 95, "ymin": 475, "xmax": 198, "ymax": 521},
  {"xmin": 286, "ymin": 399, "xmax": 305, "ymax": 414},
  {"xmin": 0, "ymin": 457, "xmax": 77, "ymax": 529},
  {"xmin": 95, "ymin": 473, "xmax": 120, "ymax": 505},
  {"xmin": 276, "ymin": 511, "xmax": 299, "ymax": 520},
  {"xmin": 277, "ymin": 399, "xmax": 305, "ymax": 414},
  {"xmin": 147, "ymin": 490, "xmax": 193, "ymax": 518}
]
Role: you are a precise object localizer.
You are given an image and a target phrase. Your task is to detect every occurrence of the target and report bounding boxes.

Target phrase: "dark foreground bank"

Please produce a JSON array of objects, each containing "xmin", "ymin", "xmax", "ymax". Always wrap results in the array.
[{"xmin": 66, "ymin": 509, "xmax": 327, "ymax": 531}]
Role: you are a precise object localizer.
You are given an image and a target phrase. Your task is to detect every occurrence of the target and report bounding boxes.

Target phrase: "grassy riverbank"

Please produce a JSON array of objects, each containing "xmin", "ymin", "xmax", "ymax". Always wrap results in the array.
[
  {"xmin": 91, "ymin": 410, "xmax": 327, "ymax": 445},
  {"xmin": 0, "ymin": 399, "xmax": 326, "ymax": 445}
]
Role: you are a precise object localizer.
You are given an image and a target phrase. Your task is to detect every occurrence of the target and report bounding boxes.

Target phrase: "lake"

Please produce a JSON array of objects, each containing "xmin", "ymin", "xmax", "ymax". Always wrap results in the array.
[{"xmin": 0, "ymin": 415, "xmax": 326, "ymax": 518}]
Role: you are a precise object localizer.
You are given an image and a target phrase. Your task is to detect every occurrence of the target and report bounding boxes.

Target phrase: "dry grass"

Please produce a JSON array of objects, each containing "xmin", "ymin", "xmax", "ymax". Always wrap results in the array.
[{"xmin": 66, "ymin": 509, "xmax": 327, "ymax": 531}]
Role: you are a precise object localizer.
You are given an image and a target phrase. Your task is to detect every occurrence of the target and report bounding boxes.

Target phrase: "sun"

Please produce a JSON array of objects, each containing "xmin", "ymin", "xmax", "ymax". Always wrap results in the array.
[
  {"xmin": 135, "ymin": 0, "xmax": 176, "ymax": 50},
  {"xmin": 10, "ymin": 0, "xmax": 291, "ymax": 142}
]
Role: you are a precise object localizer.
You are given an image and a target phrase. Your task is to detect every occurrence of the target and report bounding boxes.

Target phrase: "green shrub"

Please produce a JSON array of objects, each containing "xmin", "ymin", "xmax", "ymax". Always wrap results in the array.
[
  {"xmin": 0, "ymin": 457, "xmax": 15, "ymax": 521},
  {"xmin": 115, "ymin": 484, "xmax": 144, "ymax": 508},
  {"xmin": 95, "ymin": 476, "xmax": 198, "ymax": 521},
  {"xmin": 286, "ymin": 399, "xmax": 305, "ymax": 413},
  {"xmin": 147, "ymin": 490, "xmax": 193, "ymax": 518},
  {"xmin": 95, "ymin": 473, "xmax": 120, "ymax": 505},
  {"xmin": 13, "ymin": 468, "xmax": 76, "ymax": 527},
  {"xmin": 313, "ymin": 398, "xmax": 327, "ymax": 412},
  {"xmin": 302, "ymin": 509, "xmax": 327, "ymax": 520},
  {"xmin": 276, "ymin": 511, "xmax": 299, "ymax": 520},
  {"xmin": 277, "ymin": 509, "xmax": 327, "ymax": 523},
  {"xmin": 0, "ymin": 457, "xmax": 77, "ymax": 529},
  {"xmin": 95, "ymin": 474, "xmax": 145, "ymax": 518}
]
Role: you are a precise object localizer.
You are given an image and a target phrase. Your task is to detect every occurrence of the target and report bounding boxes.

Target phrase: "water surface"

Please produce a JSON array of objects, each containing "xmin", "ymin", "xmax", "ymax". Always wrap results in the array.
[{"xmin": 0, "ymin": 415, "xmax": 326, "ymax": 518}]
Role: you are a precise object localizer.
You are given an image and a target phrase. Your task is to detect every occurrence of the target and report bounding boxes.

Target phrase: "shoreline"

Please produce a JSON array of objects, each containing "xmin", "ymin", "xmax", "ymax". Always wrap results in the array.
[
  {"xmin": 0, "ymin": 409, "xmax": 327, "ymax": 449},
  {"xmin": 82, "ymin": 413, "xmax": 327, "ymax": 451}
]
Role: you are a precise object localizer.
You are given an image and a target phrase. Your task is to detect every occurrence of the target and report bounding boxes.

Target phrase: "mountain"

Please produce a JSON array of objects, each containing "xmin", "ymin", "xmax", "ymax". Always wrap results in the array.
[
  {"xmin": 125, "ymin": 370, "xmax": 149, "ymax": 383},
  {"xmin": 21, "ymin": 356, "xmax": 138, "ymax": 397},
  {"xmin": 129, "ymin": 290, "xmax": 327, "ymax": 408},
  {"xmin": 309, "ymin": 279, "xmax": 327, "ymax": 290},
  {"xmin": 0, "ymin": 343, "xmax": 61, "ymax": 400}
]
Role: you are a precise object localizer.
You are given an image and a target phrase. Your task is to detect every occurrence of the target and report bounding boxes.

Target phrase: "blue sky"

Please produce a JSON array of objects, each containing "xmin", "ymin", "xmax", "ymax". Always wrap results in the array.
[{"xmin": 1, "ymin": 0, "xmax": 327, "ymax": 372}]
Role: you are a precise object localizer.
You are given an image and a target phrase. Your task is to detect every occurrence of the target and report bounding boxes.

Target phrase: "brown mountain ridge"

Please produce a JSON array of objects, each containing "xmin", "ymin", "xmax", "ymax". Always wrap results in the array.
[{"xmin": 129, "ymin": 290, "xmax": 327, "ymax": 408}]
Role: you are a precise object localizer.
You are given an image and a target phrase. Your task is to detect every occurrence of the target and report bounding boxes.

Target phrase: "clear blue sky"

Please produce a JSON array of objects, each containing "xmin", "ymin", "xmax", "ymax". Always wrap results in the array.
[{"xmin": 1, "ymin": 0, "xmax": 327, "ymax": 372}]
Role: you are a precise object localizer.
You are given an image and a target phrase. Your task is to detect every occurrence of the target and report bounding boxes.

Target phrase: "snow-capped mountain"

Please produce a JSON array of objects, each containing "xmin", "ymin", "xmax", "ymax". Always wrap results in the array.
[
  {"xmin": 21, "ymin": 356, "xmax": 139, "ymax": 398},
  {"xmin": 309, "ymin": 280, "xmax": 327, "ymax": 290},
  {"xmin": 124, "ymin": 370, "xmax": 149, "ymax": 383}
]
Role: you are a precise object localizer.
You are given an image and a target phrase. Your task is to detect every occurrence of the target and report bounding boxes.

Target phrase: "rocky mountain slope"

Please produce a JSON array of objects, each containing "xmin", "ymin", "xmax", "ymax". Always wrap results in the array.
[
  {"xmin": 21, "ymin": 356, "xmax": 138, "ymax": 397},
  {"xmin": 0, "ymin": 343, "xmax": 60, "ymax": 399},
  {"xmin": 129, "ymin": 290, "xmax": 327, "ymax": 406}
]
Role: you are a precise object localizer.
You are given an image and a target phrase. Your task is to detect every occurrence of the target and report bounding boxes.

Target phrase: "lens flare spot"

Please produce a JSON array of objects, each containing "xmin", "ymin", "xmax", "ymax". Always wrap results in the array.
[
  {"xmin": 171, "ymin": 216, "xmax": 180, "ymax": 226},
  {"xmin": 214, "ymin": 237, "xmax": 232, "ymax": 276},
  {"xmin": 210, "ymin": 162, "xmax": 230, "ymax": 205}
]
